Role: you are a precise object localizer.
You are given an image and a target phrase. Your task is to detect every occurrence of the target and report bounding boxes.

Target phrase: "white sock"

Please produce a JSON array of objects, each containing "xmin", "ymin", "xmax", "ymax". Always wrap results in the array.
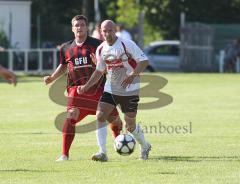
[
  {"xmin": 96, "ymin": 121, "xmax": 107, "ymax": 154},
  {"xmin": 130, "ymin": 124, "xmax": 148, "ymax": 149}
]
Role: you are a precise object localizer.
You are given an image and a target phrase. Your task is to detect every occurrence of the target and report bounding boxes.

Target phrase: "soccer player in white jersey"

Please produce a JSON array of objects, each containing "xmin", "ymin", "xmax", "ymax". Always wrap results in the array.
[{"xmin": 77, "ymin": 19, "xmax": 151, "ymax": 161}]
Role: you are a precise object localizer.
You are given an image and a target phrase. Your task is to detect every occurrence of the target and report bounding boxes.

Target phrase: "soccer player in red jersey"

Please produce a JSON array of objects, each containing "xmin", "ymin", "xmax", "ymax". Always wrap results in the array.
[{"xmin": 43, "ymin": 15, "xmax": 122, "ymax": 161}]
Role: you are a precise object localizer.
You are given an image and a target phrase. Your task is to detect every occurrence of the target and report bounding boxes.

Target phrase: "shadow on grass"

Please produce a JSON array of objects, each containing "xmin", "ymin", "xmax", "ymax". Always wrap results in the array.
[
  {"xmin": 149, "ymin": 171, "xmax": 176, "ymax": 175},
  {"xmin": 16, "ymin": 75, "xmax": 42, "ymax": 83},
  {"xmin": 0, "ymin": 169, "xmax": 55, "ymax": 172},
  {"xmin": 0, "ymin": 132, "xmax": 60, "ymax": 135},
  {"xmin": 0, "ymin": 79, "xmax": 41, "ymax": 84},
  {"xmin": 0, "ymin": 74, "xmax": 43, "ymax": 84},
  {"xmin": 149, "ymin": 156, "xmax": 240, "ymax": 162}
]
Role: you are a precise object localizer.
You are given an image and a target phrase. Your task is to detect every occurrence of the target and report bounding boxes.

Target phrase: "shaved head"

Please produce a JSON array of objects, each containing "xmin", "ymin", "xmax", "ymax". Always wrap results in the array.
[
  {"xmin": 100, "ymin": 20, "xmax": 117, "ymax": 45},
  {"xmin": 101, "ymin": 20, "xmax": 116, "ymax": 29}
]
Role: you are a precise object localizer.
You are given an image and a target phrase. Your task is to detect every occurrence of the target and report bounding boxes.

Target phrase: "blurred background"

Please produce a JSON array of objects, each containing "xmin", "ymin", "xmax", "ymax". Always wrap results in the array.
[{"xmin": 1, "ymin": 0, "xmax": 240, "ymax": 73}]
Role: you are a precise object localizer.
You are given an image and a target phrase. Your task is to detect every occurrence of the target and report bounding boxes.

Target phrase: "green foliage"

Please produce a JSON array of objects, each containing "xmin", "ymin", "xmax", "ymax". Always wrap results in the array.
[
  {"xmin": 29, "ymin": 0, "xmax": 240, "ymax": 45},
  {"xmin": 102, "ymin": 1, "xmax": 117, "ymax": 20},
  {"xmin": 142, "ymin": 0, "xmax": 182, "ymax": 39},
  {"xmin": 31, "ymin": 0, "xmax": 94, "ymax": 46},
  {"xmin": 0, "ymin": 30, "xmax": 9, "ymax": 48},
  {"xmin": 142, "ymin": 0, "xmax": 240, "ymax": 39},
  {"xmin": 116, "ymin": 0, "xmax": 140, "ymax": 27},
  {"xmin": 143, "ymin": 22, "xmax": 163, "ymax": 44},
  {"xmin": 183, "ymin": 0, "xmax": 240, "ymax": 23},
  {"xmin": 31, "ymin": 0, "xmax": 94, "ymax": 24}
]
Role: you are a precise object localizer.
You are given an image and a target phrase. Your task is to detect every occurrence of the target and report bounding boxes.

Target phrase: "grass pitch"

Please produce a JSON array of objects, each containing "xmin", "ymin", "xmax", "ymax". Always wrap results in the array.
[{"xmin": 0, "ymin": 73, "xmax": 239, "ymax": 184}]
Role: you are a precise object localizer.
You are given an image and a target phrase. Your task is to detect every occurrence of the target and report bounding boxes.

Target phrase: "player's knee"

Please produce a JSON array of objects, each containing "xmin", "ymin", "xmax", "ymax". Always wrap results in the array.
[
  {"xmin": 96, "ymin": 110, "xmax": 107, "ymax": 122},
  {"xmin": 124, "ymin": 113, "xmax": 136, "ymax": 123},
  {"xmin": 115, "ymin": 116, "xmax": 122, "ymax": 126},
  {"xmin": 108, "ymin": 115, "xmax": 120, "ymax": 124},
  {"xmin": 126, "ymin": 123, "xmax": 136, "ymax": 133},
  {"xmin": 124, "ymin": 115, "xmax": 136, "ymax": 132},
  {"xmin": 108, "ymin": 116, "xmax": 122, "ymax": 128},
  {"xmin": 67, "ymin": 108, "xmax": 79, "ymax": 120},
  {"xmin": 125, "ymin": 112, "xmax": 137, "ymax": 119}
]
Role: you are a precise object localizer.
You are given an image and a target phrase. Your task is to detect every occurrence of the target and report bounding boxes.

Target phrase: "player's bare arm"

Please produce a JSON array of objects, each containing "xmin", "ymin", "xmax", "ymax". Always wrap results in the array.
[
  {"xmin": 43, "ymin": 64, "xmax": 67, "ymax": 85},
  {"xmin": 90, "ymin": 53, "xmax": 97, "ymax": 64},
  {"xmin": 121, "ymin": 60, "xmax": 149, "ymax": 88},
  {"xmin": 77, "ymin": 70, "xmax": 103, "ymax": 94},
  {"xmin": 0, "ymin": 65, "xmax": 17, "ymax": 86}
]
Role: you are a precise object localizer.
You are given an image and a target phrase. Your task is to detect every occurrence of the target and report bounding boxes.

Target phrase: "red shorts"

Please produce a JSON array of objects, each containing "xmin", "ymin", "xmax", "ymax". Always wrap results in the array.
[{"xmin": 67, "ymin": 86, "xmax": 119, "ymax": 122}]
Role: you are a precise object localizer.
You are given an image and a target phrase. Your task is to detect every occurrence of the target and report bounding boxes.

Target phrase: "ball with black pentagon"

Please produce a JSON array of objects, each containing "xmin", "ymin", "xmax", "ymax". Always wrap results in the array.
[{"xmin": 114, "ymin": 134, "xmax": 136, "ymax": 156}]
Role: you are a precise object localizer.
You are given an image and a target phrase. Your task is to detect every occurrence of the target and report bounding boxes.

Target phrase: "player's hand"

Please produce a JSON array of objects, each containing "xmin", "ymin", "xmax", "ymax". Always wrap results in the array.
[
  {"xmin": 43, "ymin": 76, "xmax": 53, "ymax": 85},
  {"xmin": 90, "ymin": 53, "xmax": 97, "ymax": 64},
  {"xmin": 1, "ymin": 69, "xmax": 17, "ymax": 86},
  {"xmin": 77, "ymin": 85, "xmax": 86, "ymax": 94},
  {"xmin": 121, "ymin": 74, "xmax": 136, "ymax": 89}
]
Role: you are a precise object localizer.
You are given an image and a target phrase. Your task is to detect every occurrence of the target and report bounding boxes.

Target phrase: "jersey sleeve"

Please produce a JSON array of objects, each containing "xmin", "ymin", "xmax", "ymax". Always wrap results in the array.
[
  {"xmin": 126, "ymin": 40, "xmax": 148, "ymax": 63},
  {"xmin": 59, "ymin": 44, "xmax": 67, "ymax": 65},
  {"xmin": 95, "ymin": 46, "xmax": 107, "ymax": 72}
]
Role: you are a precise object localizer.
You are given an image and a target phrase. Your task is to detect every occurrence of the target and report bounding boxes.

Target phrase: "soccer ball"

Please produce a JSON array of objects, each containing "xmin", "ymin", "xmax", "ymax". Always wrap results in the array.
[{"xmin": 114, "ymin": 134, "xmax": 136, "ymax": 156}]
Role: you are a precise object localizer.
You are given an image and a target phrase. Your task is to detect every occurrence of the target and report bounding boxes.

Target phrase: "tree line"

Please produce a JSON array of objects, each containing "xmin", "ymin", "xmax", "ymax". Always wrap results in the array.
[{"xmin": 29, "ymin": 0, "xmax": 240, "ymax": 47}]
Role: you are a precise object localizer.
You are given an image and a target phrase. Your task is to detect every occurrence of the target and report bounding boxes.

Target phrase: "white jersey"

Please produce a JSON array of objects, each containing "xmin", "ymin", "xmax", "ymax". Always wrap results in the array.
[
  {"xmin": 96, "ymin": 37, "xmax": 148, "ymax": 96},
  {"xmin": 116, "ymin": 30, "xmax": 132, "ymax": 40}
]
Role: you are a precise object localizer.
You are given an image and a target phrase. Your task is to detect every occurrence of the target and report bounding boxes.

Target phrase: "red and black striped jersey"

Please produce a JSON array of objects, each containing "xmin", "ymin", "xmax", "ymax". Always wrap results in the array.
[{"xmin": 59, "ymin": 36, "xmax": 105, "ymax": 92}]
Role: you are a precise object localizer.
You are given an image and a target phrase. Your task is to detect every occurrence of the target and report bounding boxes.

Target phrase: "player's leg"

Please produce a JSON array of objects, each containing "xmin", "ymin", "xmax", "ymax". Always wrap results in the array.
[
  {"xmin": 57, "ymin": 86, "xmax": 93, "ymax": 161},
  {"xmin": 120, "ymin": 96, "xmax": 151, "ymax": 160},
  {"xmin": 57, "ymin": 107, "xmax": 81, "ymax": 161},
  {"xmin": 124, "ymin": 112, "xmax": 151, "ymax": 160},
  {"xmin": 107, "ymin": 109, "xmax": 122, "ymax": 138},
  {"xmin": 91, "ymin": 89, "xmax": 122, "ymax": 138},
  {"xmin": 92, "ymin": 92, "xmax": 117, "ymax": 162}
]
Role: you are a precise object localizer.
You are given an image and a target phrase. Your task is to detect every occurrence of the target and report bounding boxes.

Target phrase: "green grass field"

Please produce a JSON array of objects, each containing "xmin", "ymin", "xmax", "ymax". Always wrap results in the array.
[{"xmin": 0, "ymin": 73, "xmax": 239, "ymax": 184}]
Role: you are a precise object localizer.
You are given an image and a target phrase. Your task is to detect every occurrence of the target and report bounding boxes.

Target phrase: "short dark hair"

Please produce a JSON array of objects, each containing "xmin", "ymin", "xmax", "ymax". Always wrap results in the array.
[
  {"xmin": 71, "ymin": 15, "xmax": 88, "ymax": 26},
  {"xmin": 117, "ymin": 23, "xmax": 124, "ymax": 29}
]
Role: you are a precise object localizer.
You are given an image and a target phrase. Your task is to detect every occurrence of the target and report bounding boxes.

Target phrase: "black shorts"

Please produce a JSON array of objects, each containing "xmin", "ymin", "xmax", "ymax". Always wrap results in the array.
[{"xmin": 100, "ymin": 92, "xmax": 139, "ymax": 113}]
